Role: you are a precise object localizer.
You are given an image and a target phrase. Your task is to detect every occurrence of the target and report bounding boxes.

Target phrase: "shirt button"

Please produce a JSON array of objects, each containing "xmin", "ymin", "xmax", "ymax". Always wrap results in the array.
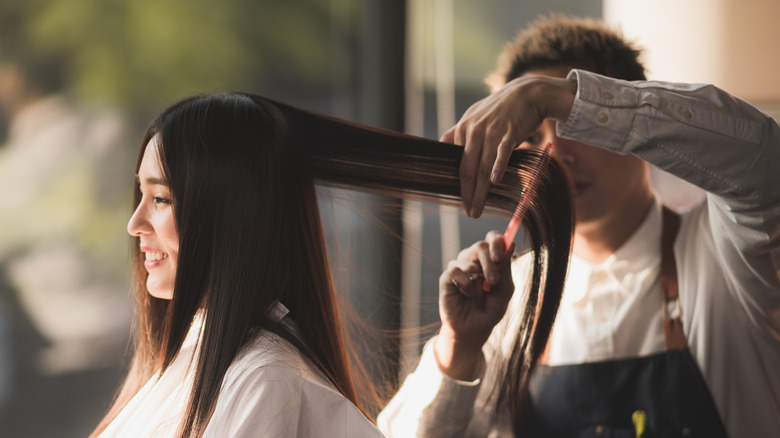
[
  {"xmin": 682, "ymin": 109, "xmax": 693, "ymax": 120},
  {"xmin": 595, "ymin": 425, "xmax": 605, "ymax": 436},
  {"xmin": 601, "ymin": 91, "xmax": 614, "ymax": 100},
  {"xmin": 597, "ymin": 112, "xmax": 609, "ymax": 124}
]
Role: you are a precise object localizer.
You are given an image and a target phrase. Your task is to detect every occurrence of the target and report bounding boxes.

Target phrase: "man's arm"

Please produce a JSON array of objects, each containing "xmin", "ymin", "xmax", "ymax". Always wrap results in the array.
[
  {"xmin": 378, "ymin": 233, "xmax": 517, "ymax": 437},
  {"xmin": 561, "ymin": 69, "xmax": 778, "ymax": 203},
  {"xmin": 451, "ymin": 67, "xmax": 780, "ymax": 317},
  {"xmin": 377, "ymin": 339, "xmax": 483, "ymax": 438},
  {"xmin": 561, "ymin": 69, "xmax": 780, "ymax": 323}
]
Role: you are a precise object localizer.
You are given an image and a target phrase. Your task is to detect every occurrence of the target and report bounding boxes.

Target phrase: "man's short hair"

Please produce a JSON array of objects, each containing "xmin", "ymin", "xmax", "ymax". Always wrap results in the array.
[{"xmin": 486, "ymin": 14, "xmax": 646, "ymax": 90}]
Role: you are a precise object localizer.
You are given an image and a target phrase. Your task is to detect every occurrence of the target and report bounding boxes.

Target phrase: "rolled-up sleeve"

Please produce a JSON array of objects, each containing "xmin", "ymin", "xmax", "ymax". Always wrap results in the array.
[{"xmin": 378, "ymin": 338, "xmax": 483, "ymax": 438}]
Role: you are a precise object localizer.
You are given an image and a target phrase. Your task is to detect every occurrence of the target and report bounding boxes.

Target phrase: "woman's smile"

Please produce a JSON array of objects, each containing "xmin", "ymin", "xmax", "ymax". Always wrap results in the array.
[{"xmin": 141, "ymin": 245, "xmax": 170, "ymax": 269}]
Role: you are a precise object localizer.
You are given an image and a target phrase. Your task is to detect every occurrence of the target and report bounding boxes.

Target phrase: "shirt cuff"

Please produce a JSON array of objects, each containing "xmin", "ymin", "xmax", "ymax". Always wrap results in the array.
[
  {"xmin": 430, "ymin": 335, "xmax": 486, "ymax": 386},
  {"xmin": 415, "ymin": 337, "xmax": 483, "ymax": 435},
  {"xmin": 558, "ymin": 69, "xmax": 637, "ymax": 154}
]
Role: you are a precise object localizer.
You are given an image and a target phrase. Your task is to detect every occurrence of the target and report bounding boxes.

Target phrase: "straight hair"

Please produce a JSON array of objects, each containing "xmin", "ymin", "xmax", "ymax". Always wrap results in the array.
[{"xmin": 93, "ymin": 93, "xmax": 573, "ymax": 436}]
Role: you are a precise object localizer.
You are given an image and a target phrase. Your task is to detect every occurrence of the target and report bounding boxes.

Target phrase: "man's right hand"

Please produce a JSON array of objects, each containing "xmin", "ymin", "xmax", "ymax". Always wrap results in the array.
[
  {"xmin": 434, "ymin": 231, "xmax": 516, "ymax": 381},
  {"xmin": 440, "ymin": 74, "xmax": 575, "ymax": 218}
]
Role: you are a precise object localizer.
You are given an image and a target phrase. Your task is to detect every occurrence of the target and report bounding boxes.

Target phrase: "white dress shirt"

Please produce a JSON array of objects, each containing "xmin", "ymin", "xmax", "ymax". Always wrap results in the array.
[
  {"xmin": 379, "ymin": 70, "xmax": 780, "ymax": 438},
  {"xmin": 99, "ymin": 305, "xmax": 384, "ymax": 437}
]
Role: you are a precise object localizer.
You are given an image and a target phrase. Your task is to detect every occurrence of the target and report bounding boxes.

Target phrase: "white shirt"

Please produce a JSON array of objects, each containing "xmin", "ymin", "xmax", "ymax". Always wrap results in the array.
[
  {"xmin": 99, "ymin": 305, "xmax": 384, "ymax": 437},
  {"xmin": 547, "ymin": 197, "xmax": 668, "ymax": 365},
  {"xmin": 379, "ymin": 70, "xmax": 780, "ymax": 438}
]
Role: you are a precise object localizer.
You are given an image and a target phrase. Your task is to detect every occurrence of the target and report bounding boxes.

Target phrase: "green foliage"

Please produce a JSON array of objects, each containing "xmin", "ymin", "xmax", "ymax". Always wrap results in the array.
[{"xmin": 2, "ymin": 0, "xmax": 358, "ymax": 109}]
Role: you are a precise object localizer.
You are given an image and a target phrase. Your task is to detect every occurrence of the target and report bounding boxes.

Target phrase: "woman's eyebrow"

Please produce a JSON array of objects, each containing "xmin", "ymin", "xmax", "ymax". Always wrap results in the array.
[{"xmin": 134, "ymin": 174, "xmax": 168, "ymax": 186}]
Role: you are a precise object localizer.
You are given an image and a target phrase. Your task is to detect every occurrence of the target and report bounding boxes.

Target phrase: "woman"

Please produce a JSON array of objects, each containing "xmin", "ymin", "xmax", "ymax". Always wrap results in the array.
[{"xmin": 91, "ymin": 93, "xmax": 573, "ymax": 437}]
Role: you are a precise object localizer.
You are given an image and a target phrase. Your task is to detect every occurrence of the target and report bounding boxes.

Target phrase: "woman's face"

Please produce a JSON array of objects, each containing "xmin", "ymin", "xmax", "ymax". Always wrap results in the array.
[{"xmin": 127, "ymin": 137, "xmax": 179, "ymax": 300}]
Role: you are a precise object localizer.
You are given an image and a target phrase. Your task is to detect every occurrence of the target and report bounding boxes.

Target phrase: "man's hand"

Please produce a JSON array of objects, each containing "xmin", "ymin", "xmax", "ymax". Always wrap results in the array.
[
  {"xmin": 441, "ymin": 75, "xmax": 576, "ymax": 217},
  {"xmin": 434, "ymin": 231, "xmax": 515, "ymax": 381}
]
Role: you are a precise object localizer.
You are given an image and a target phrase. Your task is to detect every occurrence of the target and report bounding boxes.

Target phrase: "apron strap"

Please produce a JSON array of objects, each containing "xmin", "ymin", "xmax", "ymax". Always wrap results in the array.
[{"xmin": 661, "ymin": 206, "xmax": 686, "ymax": 350}]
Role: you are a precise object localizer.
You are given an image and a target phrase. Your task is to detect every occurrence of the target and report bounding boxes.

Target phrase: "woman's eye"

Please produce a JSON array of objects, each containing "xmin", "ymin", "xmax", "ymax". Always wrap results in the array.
[{"xmin": 153, "ymin": 196, "xmax": 171, "ymax": 205}]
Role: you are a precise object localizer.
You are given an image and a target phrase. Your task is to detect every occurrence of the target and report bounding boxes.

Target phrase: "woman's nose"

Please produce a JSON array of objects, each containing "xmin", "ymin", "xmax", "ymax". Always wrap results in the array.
[{"xmin": 127, "ymin": 203, "xmax": 150, "ymax": 236}]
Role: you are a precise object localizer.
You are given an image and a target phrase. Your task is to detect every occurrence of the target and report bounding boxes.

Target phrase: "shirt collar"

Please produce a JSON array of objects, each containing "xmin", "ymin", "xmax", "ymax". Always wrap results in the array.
[
  {"xmin": 182, "ymin": 300, "xmax": 290, "ymax": 350},
  {"xmin": 269, "ymin": 301, "xmax": 290, "ymax": 320},
  {"xmin": 566, "ymin": 197, "xmax": 662, "ymax": 303}
]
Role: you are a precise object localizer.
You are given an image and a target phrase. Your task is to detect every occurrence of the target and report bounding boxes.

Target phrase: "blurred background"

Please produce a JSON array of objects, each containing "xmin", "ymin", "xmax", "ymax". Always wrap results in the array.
[{"xmin": 0, "ymin": 0, "xmax": 777, "ymax": 436}]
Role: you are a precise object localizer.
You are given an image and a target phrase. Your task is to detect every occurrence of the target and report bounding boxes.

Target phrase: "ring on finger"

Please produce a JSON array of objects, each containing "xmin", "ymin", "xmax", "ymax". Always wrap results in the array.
[
  {"xmin": 450, "ymin": 278, "xmax": 461, "ymax": 289},
  {"xmin": 467, "ymin": 272, "xmax": 483, "ymax": 282}
]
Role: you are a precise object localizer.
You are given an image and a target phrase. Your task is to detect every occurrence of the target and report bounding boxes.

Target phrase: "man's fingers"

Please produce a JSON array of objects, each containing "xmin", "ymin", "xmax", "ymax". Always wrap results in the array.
[
  {"xmin": 485, "ymin": 231, "xmax": 506, "ymax": 262},
  {"xmin": 440, "ymin": 126, "xmax": 456, "ymax": 144},
  {"xmin": 471, "ymin": 122, "xmax": 513, "ymax": 218},
  {"xmin": 476, "ymin": 244, "xmax": 500, "ymax": 286},
  {"xmin": 441, "ymin": 262, "xmax": 485, "ymax": 299},
  {"xmin": 453, "ymin": 122, "xmax": 466, "ymax": 146},
  {"xmin": 459, "ymin": 135, "xmax": 481, "ymax": 216},
  {"xmin": 470, "ymin": 159, "xmax": 493, "ymax": 218},
  {"xmin": 491, "ymin": 135, "xmax": 518, "ymax": 184}
]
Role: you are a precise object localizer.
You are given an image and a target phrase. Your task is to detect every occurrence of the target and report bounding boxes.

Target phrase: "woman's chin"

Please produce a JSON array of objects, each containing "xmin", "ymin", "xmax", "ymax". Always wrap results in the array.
[{"xmin": 146, "ymin": 280, "xmax": 173, "ymax": 300}]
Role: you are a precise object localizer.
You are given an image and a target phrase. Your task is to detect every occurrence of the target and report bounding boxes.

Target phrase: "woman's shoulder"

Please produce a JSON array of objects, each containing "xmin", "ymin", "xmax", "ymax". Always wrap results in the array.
[
  {"xmin": 205, "ymin": 329, "xmax": 384, "ymax": 437},
  {"xmin": 225, "ymin": 328, "xmax": 320, "ymax": 387},
  {"xmin": 222, "ymin": 326, "xmax": 360, "ymax": 407}
]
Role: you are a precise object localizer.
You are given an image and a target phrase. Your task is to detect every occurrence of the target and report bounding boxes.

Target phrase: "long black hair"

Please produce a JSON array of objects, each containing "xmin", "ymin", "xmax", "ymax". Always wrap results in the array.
[{"xmin": 94, "ymin": 93, "xmax": 573, "ymax": 437}]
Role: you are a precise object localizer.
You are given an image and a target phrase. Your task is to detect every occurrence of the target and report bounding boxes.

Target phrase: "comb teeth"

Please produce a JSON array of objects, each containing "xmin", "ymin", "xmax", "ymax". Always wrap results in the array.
[
  {"xmin": 484, "ymin": 142, "xmax": 555, "ymax": 292},
  {"xmin": 511, "ymin": 142, "xmax": 554, "ymax": 221}
]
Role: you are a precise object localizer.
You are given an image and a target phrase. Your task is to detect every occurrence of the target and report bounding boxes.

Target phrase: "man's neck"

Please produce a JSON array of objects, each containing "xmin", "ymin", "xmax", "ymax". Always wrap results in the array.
[{"xmin": 573, "ymin": 196, "xmax": 654, "ymax": 265}]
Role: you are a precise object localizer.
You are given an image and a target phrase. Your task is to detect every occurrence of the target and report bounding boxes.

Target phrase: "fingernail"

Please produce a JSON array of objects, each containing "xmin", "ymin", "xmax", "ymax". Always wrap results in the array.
[
  {"xmin": 490, "ymin": 171, "xmax": 501, "ymax": 183},
  {"xmin": 489, "ymin": 272, "xmax": 499, "ymax": 284}
]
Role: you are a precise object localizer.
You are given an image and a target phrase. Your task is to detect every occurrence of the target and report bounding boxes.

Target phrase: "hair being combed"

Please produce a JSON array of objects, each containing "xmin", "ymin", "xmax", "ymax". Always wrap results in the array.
[
  {"xmin": 478, "ymin": 14, "xmax": 648, "ymax": 425},
  {"xmin": 93, "ymin": 93, "xmax": 573, "ymax": 437},
  {"xmin": 251, "ymin": 97, "xmax": 573, "ymax": 430},
  {"xmin": 485, "ymin": 14, "xmax": 646, "ymax": 90}
]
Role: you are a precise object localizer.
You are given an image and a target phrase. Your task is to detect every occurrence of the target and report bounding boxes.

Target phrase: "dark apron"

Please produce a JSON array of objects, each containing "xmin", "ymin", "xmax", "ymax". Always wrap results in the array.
[{"xmin": 522, "ymin": 208, "xmax": 729, "ymax": 438}]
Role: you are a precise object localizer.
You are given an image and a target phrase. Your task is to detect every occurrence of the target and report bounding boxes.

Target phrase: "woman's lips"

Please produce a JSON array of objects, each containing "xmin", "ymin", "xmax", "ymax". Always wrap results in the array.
[
  {"xmin": 141, "ymin": 246, "xmax": 168, "ymax": 270},
  {"xmin": 144, "ymin": 257, "xmax": 168, "ymax": 270}
]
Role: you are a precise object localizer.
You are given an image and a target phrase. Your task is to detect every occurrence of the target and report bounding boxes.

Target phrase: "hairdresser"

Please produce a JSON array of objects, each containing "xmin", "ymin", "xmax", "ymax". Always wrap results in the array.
[{"xmin": 379, "ymin": 15, "xmax": 780, "ymax": 437}]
